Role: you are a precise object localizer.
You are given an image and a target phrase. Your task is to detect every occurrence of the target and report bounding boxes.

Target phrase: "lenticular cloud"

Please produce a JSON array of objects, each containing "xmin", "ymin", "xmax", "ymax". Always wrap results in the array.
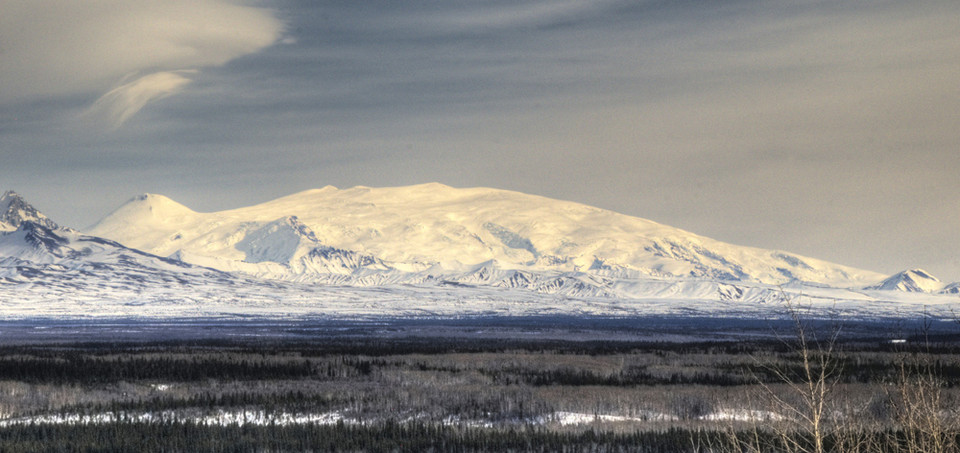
[
  {"xmin": 0, "ymin": 0, "xmax": 284, "ymax": 128},
  {"xmin": 84, "ymin": 71, "xmax": 196, "ymax": 129}
]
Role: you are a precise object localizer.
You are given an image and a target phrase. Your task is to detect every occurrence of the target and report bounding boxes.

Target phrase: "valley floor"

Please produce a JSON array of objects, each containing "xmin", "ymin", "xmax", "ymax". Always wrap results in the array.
[{"xmin": 1, "ymin": 319, "xmax": 959, "ymax": 452}]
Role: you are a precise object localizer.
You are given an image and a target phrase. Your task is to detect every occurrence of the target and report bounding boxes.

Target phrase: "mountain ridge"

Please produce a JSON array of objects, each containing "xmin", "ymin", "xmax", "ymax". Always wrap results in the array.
[
  {"xmin": 1, "ymin": 187, "xmax": 958, "ymax": 320},
  {"xmin": 0, "ymin": 191, "xmax": 59, "ymax": 232},
  {"xmin": 89, "ymin": 183, "xmax": 886, "ymax": 287}
]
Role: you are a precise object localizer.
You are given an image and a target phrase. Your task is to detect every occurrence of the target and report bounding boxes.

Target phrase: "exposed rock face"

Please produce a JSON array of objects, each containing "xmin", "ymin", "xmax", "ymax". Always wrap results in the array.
[{"xmin": 0, "ymin": 191, "xmax": 59, "ymax": 231}]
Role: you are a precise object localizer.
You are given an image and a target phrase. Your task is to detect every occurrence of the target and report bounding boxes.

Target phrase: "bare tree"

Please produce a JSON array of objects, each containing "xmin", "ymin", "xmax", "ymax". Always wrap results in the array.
[
  {"xmin": 879, "ymin": 317, "xmax": 959, "ymax": 453},
  {"xmin": 712, "ymin": 293, "xmax": 865, "ymax": 453}
]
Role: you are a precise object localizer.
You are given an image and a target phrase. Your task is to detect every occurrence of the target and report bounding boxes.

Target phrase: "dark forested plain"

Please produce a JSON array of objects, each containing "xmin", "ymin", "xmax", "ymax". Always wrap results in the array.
[{"xmin": 1, "ymin": 318, "xmax": 959, "ymax": 452}]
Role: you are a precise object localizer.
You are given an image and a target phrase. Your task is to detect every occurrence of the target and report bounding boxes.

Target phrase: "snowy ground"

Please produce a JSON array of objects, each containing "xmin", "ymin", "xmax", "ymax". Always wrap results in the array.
[
  {"xmin": 2, "ymin": 271, "xmax": 958, "ymax": 322},
  {"xmin": 0, "ymin": 408, "xmax": 787, "ymax": 429}
]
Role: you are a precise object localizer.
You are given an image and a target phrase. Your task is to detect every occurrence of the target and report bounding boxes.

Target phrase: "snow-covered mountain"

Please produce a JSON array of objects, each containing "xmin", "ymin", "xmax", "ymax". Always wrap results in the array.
[
  {"xmin": 941, "ymin": 282, "xmax": 960, "ymax": 295},
  {"xmin": 867, "ymin": 269, "xmax": 942, "ymax": 293},
  {"xmin": 89, "ymin": 183, "xmax": 884, "ymax": 287},
  {"xmin": 0, "ymin": 191, "xmax": 59, "ymax": 232},
  {"xmin": 0, "ymin": 193, "xmax": 257, "ymax": 317},
  {"xmin": 864, "ymin": 268, "xmax": 960, "ymax": 295},
  {"xmin": 0, "ymin": 186, "xmax": 957, "ymax": 320},
  {"xmin": 0, "ymin": 216, "xmax": 233, "ymax": 291}
]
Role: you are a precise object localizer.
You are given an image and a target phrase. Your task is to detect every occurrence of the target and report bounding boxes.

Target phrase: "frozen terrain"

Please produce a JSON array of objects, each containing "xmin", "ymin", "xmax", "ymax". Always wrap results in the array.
[
  {"xmin": 90, "ymin": 184, "xmax": 886, "ymax": 287},
  {"xmin": 0, "ymin": 187, "xmax": 957, "ymax": 322},
  {"xmin": 0, "ymin": 408, "xmax": 781, "ymax": 429}
]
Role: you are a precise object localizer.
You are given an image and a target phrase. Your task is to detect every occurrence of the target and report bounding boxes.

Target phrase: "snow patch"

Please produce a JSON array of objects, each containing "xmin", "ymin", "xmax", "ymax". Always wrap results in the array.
[
  {"xmin": 551, "ymin": 411, "xmax": 677, "ymax": 425},
  {"xmin": 236, "ymin": 216, "xmax": 317, "ymax": 264},
  {"xmin": 702, "ymin": 409, "xmax": 786, "ymax": 422}
]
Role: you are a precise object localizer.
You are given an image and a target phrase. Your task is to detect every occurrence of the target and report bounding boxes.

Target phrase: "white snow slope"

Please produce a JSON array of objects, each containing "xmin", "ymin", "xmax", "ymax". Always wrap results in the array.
[
  {"xmin": 0, "ymin": 185, "xmax": 956, "ymax": 320},
  {"xmin": 867, "ymin": 269, "xmax": 943, "ymax": 293},
  {"xmin": 90, "ymin": 183, "xmax": 884, "ymax": 287}
]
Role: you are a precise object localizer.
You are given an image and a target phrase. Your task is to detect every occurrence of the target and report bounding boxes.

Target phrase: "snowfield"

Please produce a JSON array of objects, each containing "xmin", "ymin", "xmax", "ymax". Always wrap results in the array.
[
  {"xmin": 0, "ymin": 187, "xmax": 957, "ymax": 322},
  {"xmin": 89, "ymin": 184, "xmax": 885, "ymax": 287},
  {"xmin": 2, "ymin": 266, "xmax": 958, "ymax": 321}
]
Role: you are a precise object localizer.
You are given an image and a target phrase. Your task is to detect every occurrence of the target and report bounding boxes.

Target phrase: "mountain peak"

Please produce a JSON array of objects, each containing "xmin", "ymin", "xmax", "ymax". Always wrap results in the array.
[
  {"xmin": 905, "ymin": 268, "xmax": 938, "ymax": 280},
  {"xmin": 0, "ymin": 190, "xmax": 59, "ymax": 231},
  {"xmin": 129, "ymin": 193, "xmax": 190, "ymax": 209},
  {"xmin": 107, "ymin": 193, "xmax": 195, "ymax": 221},
  {"xmin": 89, "ymin": 184, "xmax": 887, "ymax": 287},
  {"xmin": 85, "ymin": 193, "xmax": 198, "ymax": 246},
  {"xmin": 868, "ymin": 268, "xmax": 942, "ymax": 293}
]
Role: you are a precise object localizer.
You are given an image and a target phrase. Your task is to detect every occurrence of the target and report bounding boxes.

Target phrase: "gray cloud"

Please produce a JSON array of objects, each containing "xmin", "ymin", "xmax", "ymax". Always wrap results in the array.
[
  {"xmin": 2, "ymin": 0, "xmax": 960, "ymax": 281},
  {"xmin": 0, "ymin": 0, "xmax": 283, "ymax": 125}
]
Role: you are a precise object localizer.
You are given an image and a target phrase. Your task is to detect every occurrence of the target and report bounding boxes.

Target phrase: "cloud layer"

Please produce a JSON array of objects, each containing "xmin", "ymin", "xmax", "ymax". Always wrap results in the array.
[
  {"xmin": 0, "ymin": 0, "xmax": 283, "ymax": 125},
  {"xmin": 2, "ymin": 0, "xmax": 959, "ymax": 281}
]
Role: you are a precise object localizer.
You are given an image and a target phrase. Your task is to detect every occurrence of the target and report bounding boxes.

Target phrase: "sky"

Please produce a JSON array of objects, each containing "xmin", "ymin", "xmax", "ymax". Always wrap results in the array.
[{"xmin": 1, "ymin": 0, "xmax": 959, "ymax": 282}]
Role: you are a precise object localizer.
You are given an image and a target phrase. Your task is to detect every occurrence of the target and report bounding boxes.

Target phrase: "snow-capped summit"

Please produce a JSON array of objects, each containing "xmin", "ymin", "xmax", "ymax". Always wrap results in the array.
[
  {"xmin": 0, "ymin": 193, "xmax": 238, "ymax": 311},
  {"xmin": 89, "ymin": 183, "xmax": 886, "ymax": 287},
  {"xmin": 0, "ymin": 190, "xmax": 59, "ymax": 231},
  {"xmin": 867, "ymin": 269, "xmax": 943, "ymax": 293},
  {"xmin": 94, "ymin": 193, "xmax": 196, "ymax": 230}
]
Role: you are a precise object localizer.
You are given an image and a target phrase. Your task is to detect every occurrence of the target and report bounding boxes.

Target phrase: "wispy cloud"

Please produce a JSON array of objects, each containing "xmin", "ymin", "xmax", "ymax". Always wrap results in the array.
[
  {"xmin": 0, "ymin": 0, "xmax": 283, "ymax": 128},
  {"xmin": 426, "ymin": 0, "xmax": 628, "ymax": 32},
  {"xmin": 82, "ymin": 71, "xmax": 196, "ymax": 129}
]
